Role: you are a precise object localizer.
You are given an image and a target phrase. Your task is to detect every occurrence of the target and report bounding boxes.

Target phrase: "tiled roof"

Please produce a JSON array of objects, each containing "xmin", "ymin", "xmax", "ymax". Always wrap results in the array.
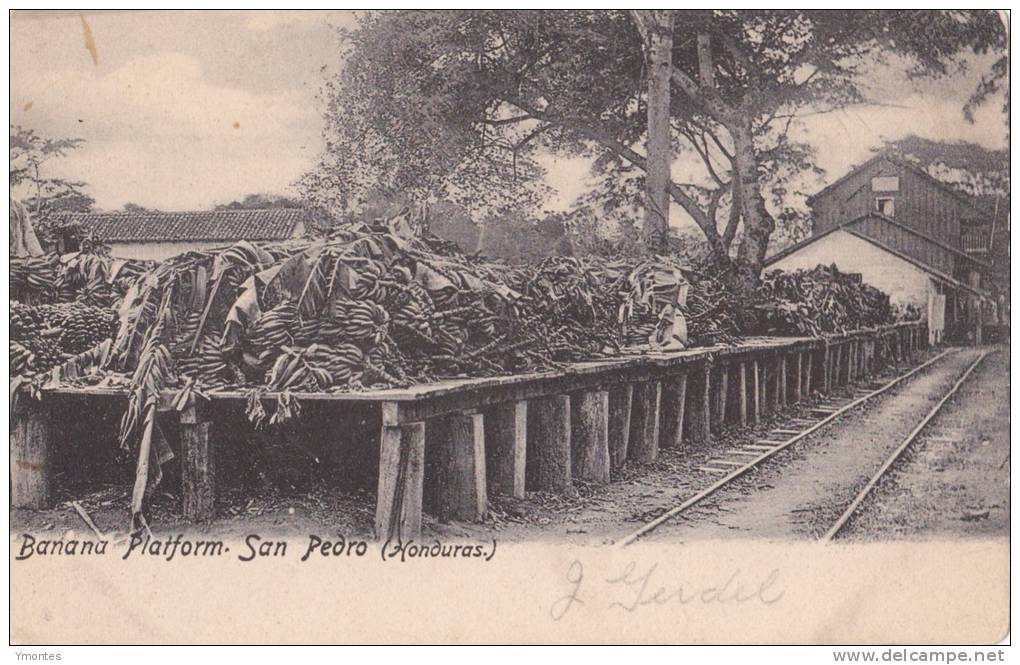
[{"xmin": 54, "ymin": 209, "xmax": 308, "ymax": 243}]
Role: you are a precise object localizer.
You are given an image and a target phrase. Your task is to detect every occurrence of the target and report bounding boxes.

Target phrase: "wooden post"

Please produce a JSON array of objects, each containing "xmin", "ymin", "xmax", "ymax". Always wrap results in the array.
[
  {"xmin": 180, "ymin": 402, "xmax": 215, "ymax": 522},
  {"xmin": 430, "ymin": 412, "xmax": 487, "ymax": 522},
  {"xmin": 778, "ymin": 355, "xmax": 788, "ymax": 407},
  {"xmin": 10, "ymin": 397, "xmax": 53, "ymax": 509},
  {"xmin": 685, "ymin": 367, "xmax": 711, "ymax": 443},
  {"xmin": 713, "ymin": 366, "xmax": 729, "ymax": 431},
  {"xmin": 661, "ymin": 374, "xmax": 688, "ymax": 449},
  {"xmin": 738, "ymin": 363, "xmax": 748, "ymax": 427},
  {"xmin": 608, "ymin": 384, "xmax": 633, "ymax": 471},
  {"xmin": 805, "ymin": 351, "xmax": 814, "ymax": 396},
  {"xmin": 375, "ymin": 420, "xmax": 426, "ymax": 541},
  {"xmin": 751, "ymin": 360, "xmax": 761, "ymax": 424},
  {"xmin": 629, "ymin": 381, "xmax": 662, "ymax": 463},
  {"xmin": 793, "ymin": 352, "xmax": 803, "ymax": 403},
  {"xmin": 770, "ymin": 358, "xmax": 781, "ymax": 410},
  {"xmin": 527, "ymin": 394, "xmax": 572, "ymax": 492},
  {"xmin": 484, "ymin": 401, "xmax": 527, "ymax": 498},
  {"xmin": 822, "ymin": 343, "xmax": 831, "ymax": 393},
  {"xmin": 701, "ymin": 366, "xmax": 712, "ymax": 441},
  {"xmin": 833, "ymin": 344, "xmax": 841, "ymax": 386},
  {"xmin": 571, "ymin": 390, "xmax": 610, "ymax": 483}
]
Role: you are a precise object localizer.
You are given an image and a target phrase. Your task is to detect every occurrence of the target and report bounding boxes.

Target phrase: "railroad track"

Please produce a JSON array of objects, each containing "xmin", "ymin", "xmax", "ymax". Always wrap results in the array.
[
  {"xmin": 822, "ymin": 349, "xmax": 990, "ymax": 541},
  {"xmin": 617, "ymin": 348, "xmax": 960, "ymax": 547}
]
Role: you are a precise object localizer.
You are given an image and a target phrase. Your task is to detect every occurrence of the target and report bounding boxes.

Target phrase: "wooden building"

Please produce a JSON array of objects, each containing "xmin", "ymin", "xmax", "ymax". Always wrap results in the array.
[
  {"xmin": 768, "ymin": 153, "xmax": 995, "ymax": 344},
  {"xmin": 50, "ymin": 208, "xmax": 312, "ymax": 261}
]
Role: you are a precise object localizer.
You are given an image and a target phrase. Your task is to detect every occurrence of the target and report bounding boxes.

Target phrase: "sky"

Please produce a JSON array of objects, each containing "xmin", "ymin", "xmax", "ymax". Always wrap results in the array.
[{"xmin": 9, "ymin": 10, "xmax": 1009, "ymax": 217}]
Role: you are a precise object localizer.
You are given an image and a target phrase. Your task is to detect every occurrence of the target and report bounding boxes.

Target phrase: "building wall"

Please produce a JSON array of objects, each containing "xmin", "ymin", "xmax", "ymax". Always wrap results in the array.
[
  {"xmin": 810, "ymin": 157, "xmax": 976, "ymax": 245},
  {"xmin": 808, "ymin": 158, "xmax": 991, "ymax": 280},
  {"xmin": 769, "ymin": 230, "xmax": 932, "ymax": 309},
  {"xmin": 108, "ymin": 241, "xmax": 234, "ymax": 261}
]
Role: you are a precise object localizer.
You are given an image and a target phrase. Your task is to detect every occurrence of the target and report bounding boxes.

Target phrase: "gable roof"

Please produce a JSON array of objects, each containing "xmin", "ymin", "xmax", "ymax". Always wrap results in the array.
[
  {"xmin": 765, "ymin": 214, "xmax": 991, "ymax": 299},
  {"xmin": 54, "ymin": 209, "xmax": 309, "ymax": 243},
  {"xmin": 806, "ymin": 152, "xmax": 993, "ymax": 221}
]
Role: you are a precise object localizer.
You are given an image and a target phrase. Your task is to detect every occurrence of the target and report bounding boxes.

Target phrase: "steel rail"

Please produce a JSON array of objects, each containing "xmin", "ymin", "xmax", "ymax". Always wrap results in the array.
[
  {"xmin": 822, "ymin": 349, "xmax": 990, "ymax": 541},
  {"xmin": 618, "ymin": 349, "xmax": 953, "ymax": 547}
]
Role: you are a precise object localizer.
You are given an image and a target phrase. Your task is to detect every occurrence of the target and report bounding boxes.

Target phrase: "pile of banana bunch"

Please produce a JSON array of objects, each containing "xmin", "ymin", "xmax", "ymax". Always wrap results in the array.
[
  {"xmin": 57, "ymin": 303, "xmax": 120, "ymax": 355},
  {"xmin": 10, "ymin": 301, "xmax": 68, "ymax": 375},
  {"xmin": 10, "ymin": 300, "xmax": 124, "ymax": 376}
]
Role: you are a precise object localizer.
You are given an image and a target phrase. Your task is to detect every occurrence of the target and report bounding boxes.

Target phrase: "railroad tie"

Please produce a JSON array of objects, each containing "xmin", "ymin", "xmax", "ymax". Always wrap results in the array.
[
  {"xmin": 708, "ymin": 459, "xmax": 746, "ymax": 467},
  {"xmin": 726, "ymin": 449, "xmax": 761, "ymax": 457}
]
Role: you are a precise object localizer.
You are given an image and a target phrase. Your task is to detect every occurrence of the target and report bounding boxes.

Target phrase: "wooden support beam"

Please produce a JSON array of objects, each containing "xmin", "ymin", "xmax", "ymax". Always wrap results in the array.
[
  {"xmin": 805, "ymin": 351, "xmax": 813, "ymax": 396},
  {"xmin": 778, "ymin": 355, "xmax": 788, "ymax": 407},
  {"xmin": 375, "ymin": 421, "xmax": 426, "ymax": 541},
  {"xmin": 571, "ymin": 390, "xmax": 610, "ymax": 483},
  {"xmin": 701, "ymin": 366, "xmax": 712, "ymax": 441},
  {"xmin": 629, "ymin": 381, "xmax": 662, "ymax": 463},
  {"xmin": 834, "ymin": 344, "xmax": 844, "ymax": 387},
  {"xmin": 484, "ymin": 401, "xmax": 527, "ymax": 498},
  {"xmin": 180, "ymin": 403, "xmax": 215, "ymax": 523},
  {"xmin": 429, "ymin": 412, "xmax": 487, "ymax": 522},
  {"xmin": 526, "ymin": 394, "xmax": 572, "ymax": 492},
  {"xmin": 608, "ymin": 384, "xmax": 633, "ymax": 471},
  {"xmin": 660, "ymin": 374, "xmax": 688, "ymax": 449},
  {"xmin": 793, "ymin": 353, "xmax": 803, "ymax": 403},
  {"xmin": 751, "ymin": 360, "xmax": 761, "ymax": 425},
  {"xmin": 738, "ymin": 363, "xmax": 748, "ymax": 427},
  {"xmin": 823, "ymin": 344, "xmax": 831, "ymax": 393},
  {"xmin": 770, "ymin": 358, "xmax": 781, "ymax": 410},
  {"xmin": 684, "ymin": 367, "xmax": 711, "ymax": 443},
  {"xmin": 10, "ymin": 397, "xmax": 53, "ymax": 509},
  {"xmin": 713, "ymin": 366, "xmax": 729, "ymax": 431}
]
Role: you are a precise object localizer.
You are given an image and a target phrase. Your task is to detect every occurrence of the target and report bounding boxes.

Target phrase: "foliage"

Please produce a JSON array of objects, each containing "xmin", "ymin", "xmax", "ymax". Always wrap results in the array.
[
  {"xmin": 301, "ymin": 10, "xmax": 1005, "ymax": 284},
  {"xmin": 9, "ymin": 125, "xmax": 94, "ymax": 235},
  {"xmin": 750, "ymin": 265, "xmax": 896, "ymax": 336}
]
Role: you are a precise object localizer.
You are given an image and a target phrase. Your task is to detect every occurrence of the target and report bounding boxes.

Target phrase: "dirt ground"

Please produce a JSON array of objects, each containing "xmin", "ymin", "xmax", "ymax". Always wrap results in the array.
[
  {"xmin": 10, "ymin": 345, "xmax": 1008, "ymax": 546},
  {"xmin": 638, "ymin": 346, "xmax": 997, "ymax": 542},
  {"xmin": 842, "ymin": 347, "xmax": 1010, "ymax": 540}
]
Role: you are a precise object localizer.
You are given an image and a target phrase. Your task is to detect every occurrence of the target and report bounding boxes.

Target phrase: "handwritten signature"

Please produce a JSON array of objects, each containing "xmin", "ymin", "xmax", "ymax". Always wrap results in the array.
[{"xmin": 551, "ymin": 560, "xmax": 785, "ymax": 620}]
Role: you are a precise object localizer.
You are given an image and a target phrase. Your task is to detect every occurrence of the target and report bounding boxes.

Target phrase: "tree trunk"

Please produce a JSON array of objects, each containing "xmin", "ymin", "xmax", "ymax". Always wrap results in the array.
[
  {"xmin": 635, "ymin": 11, "xmax": 674, "ymax": 255},
  {"xmin": 730, "ymin": 116, "xmax": 775, "ymax": 290}
]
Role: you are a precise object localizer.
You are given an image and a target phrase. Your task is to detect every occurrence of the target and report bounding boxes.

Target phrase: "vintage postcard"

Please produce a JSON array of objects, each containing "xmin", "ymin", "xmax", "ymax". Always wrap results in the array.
[{"xmin": 8, "ymin": 9, "xmax": 1010, "ymax": 648}]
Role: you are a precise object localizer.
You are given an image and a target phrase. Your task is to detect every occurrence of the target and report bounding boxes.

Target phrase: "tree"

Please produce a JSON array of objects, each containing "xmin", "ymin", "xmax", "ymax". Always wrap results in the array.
[
  {"xmin": 121, "ymin": 203, "xmax": 163, "ymax": 214},
  {"xmin": 10, "ymin": 124, "xmax": 94, "ymax": 222},
  {"xmin": 303, "ymin": 10, "xmax": 1006, "ymax": 288},
  {"xmin": 214, "ymin": 193, "xmax": 305, "ymax": 210},
  {"xmin": 632, "ymin": 10, "xmax": 675, "ymax": 253}
]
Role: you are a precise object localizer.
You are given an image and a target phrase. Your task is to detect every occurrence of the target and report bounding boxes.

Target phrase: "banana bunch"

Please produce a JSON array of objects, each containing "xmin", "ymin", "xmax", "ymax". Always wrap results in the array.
[
  {"xmin": 347, "ymin": 259, "xmax": 388, "ymax": 301},
  {"xmin": 248, "ymin": 302, "xmax": 297, "ymax": 352},
  {"xmin": 337, "ymin": 299, "xmax": 390, "ymax": 345},
  {"xmin": 10, "ymin": 341, "xmax": 34, "ymax": 375},
  {"xmin": 176, "ymin": 339, "xmax": 237, "ymax": 388},
  {"xmin": 265, "ymin": 345, "xmax": 333, "ymax": 392},
  {"xmin": 58, "ymin": 304, "xmax": 120, "ymax": 355},
  {"xmin": 10, "ymin": 255, "xmax": 59, "ymax": 298},
  {"xmin": 11, "ymin": 301, "xmax": 46, "ymax": 339},
  {"xmin": 303, "ymin": 343, "xmax": 364, "ymax": 385}
]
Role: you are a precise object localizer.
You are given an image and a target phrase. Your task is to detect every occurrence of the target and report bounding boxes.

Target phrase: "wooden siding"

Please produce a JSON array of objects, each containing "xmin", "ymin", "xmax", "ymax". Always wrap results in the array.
[
  {"xmin": 809, "ymin": 156, "xmax": 995, "ymax": 280},
  {"xmin": 810, "ymin": 157, "xmax": 980, "ymax": 246},
  {"xmin": 849, "ymin": 218, "xmax": 955, "ymax": 275}
]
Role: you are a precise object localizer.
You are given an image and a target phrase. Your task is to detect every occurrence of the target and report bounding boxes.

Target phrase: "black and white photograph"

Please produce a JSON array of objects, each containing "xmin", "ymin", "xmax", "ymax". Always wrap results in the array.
[{"xmin": 8, "ymin": 8, "xmax": 1011, "ymax": 648}]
